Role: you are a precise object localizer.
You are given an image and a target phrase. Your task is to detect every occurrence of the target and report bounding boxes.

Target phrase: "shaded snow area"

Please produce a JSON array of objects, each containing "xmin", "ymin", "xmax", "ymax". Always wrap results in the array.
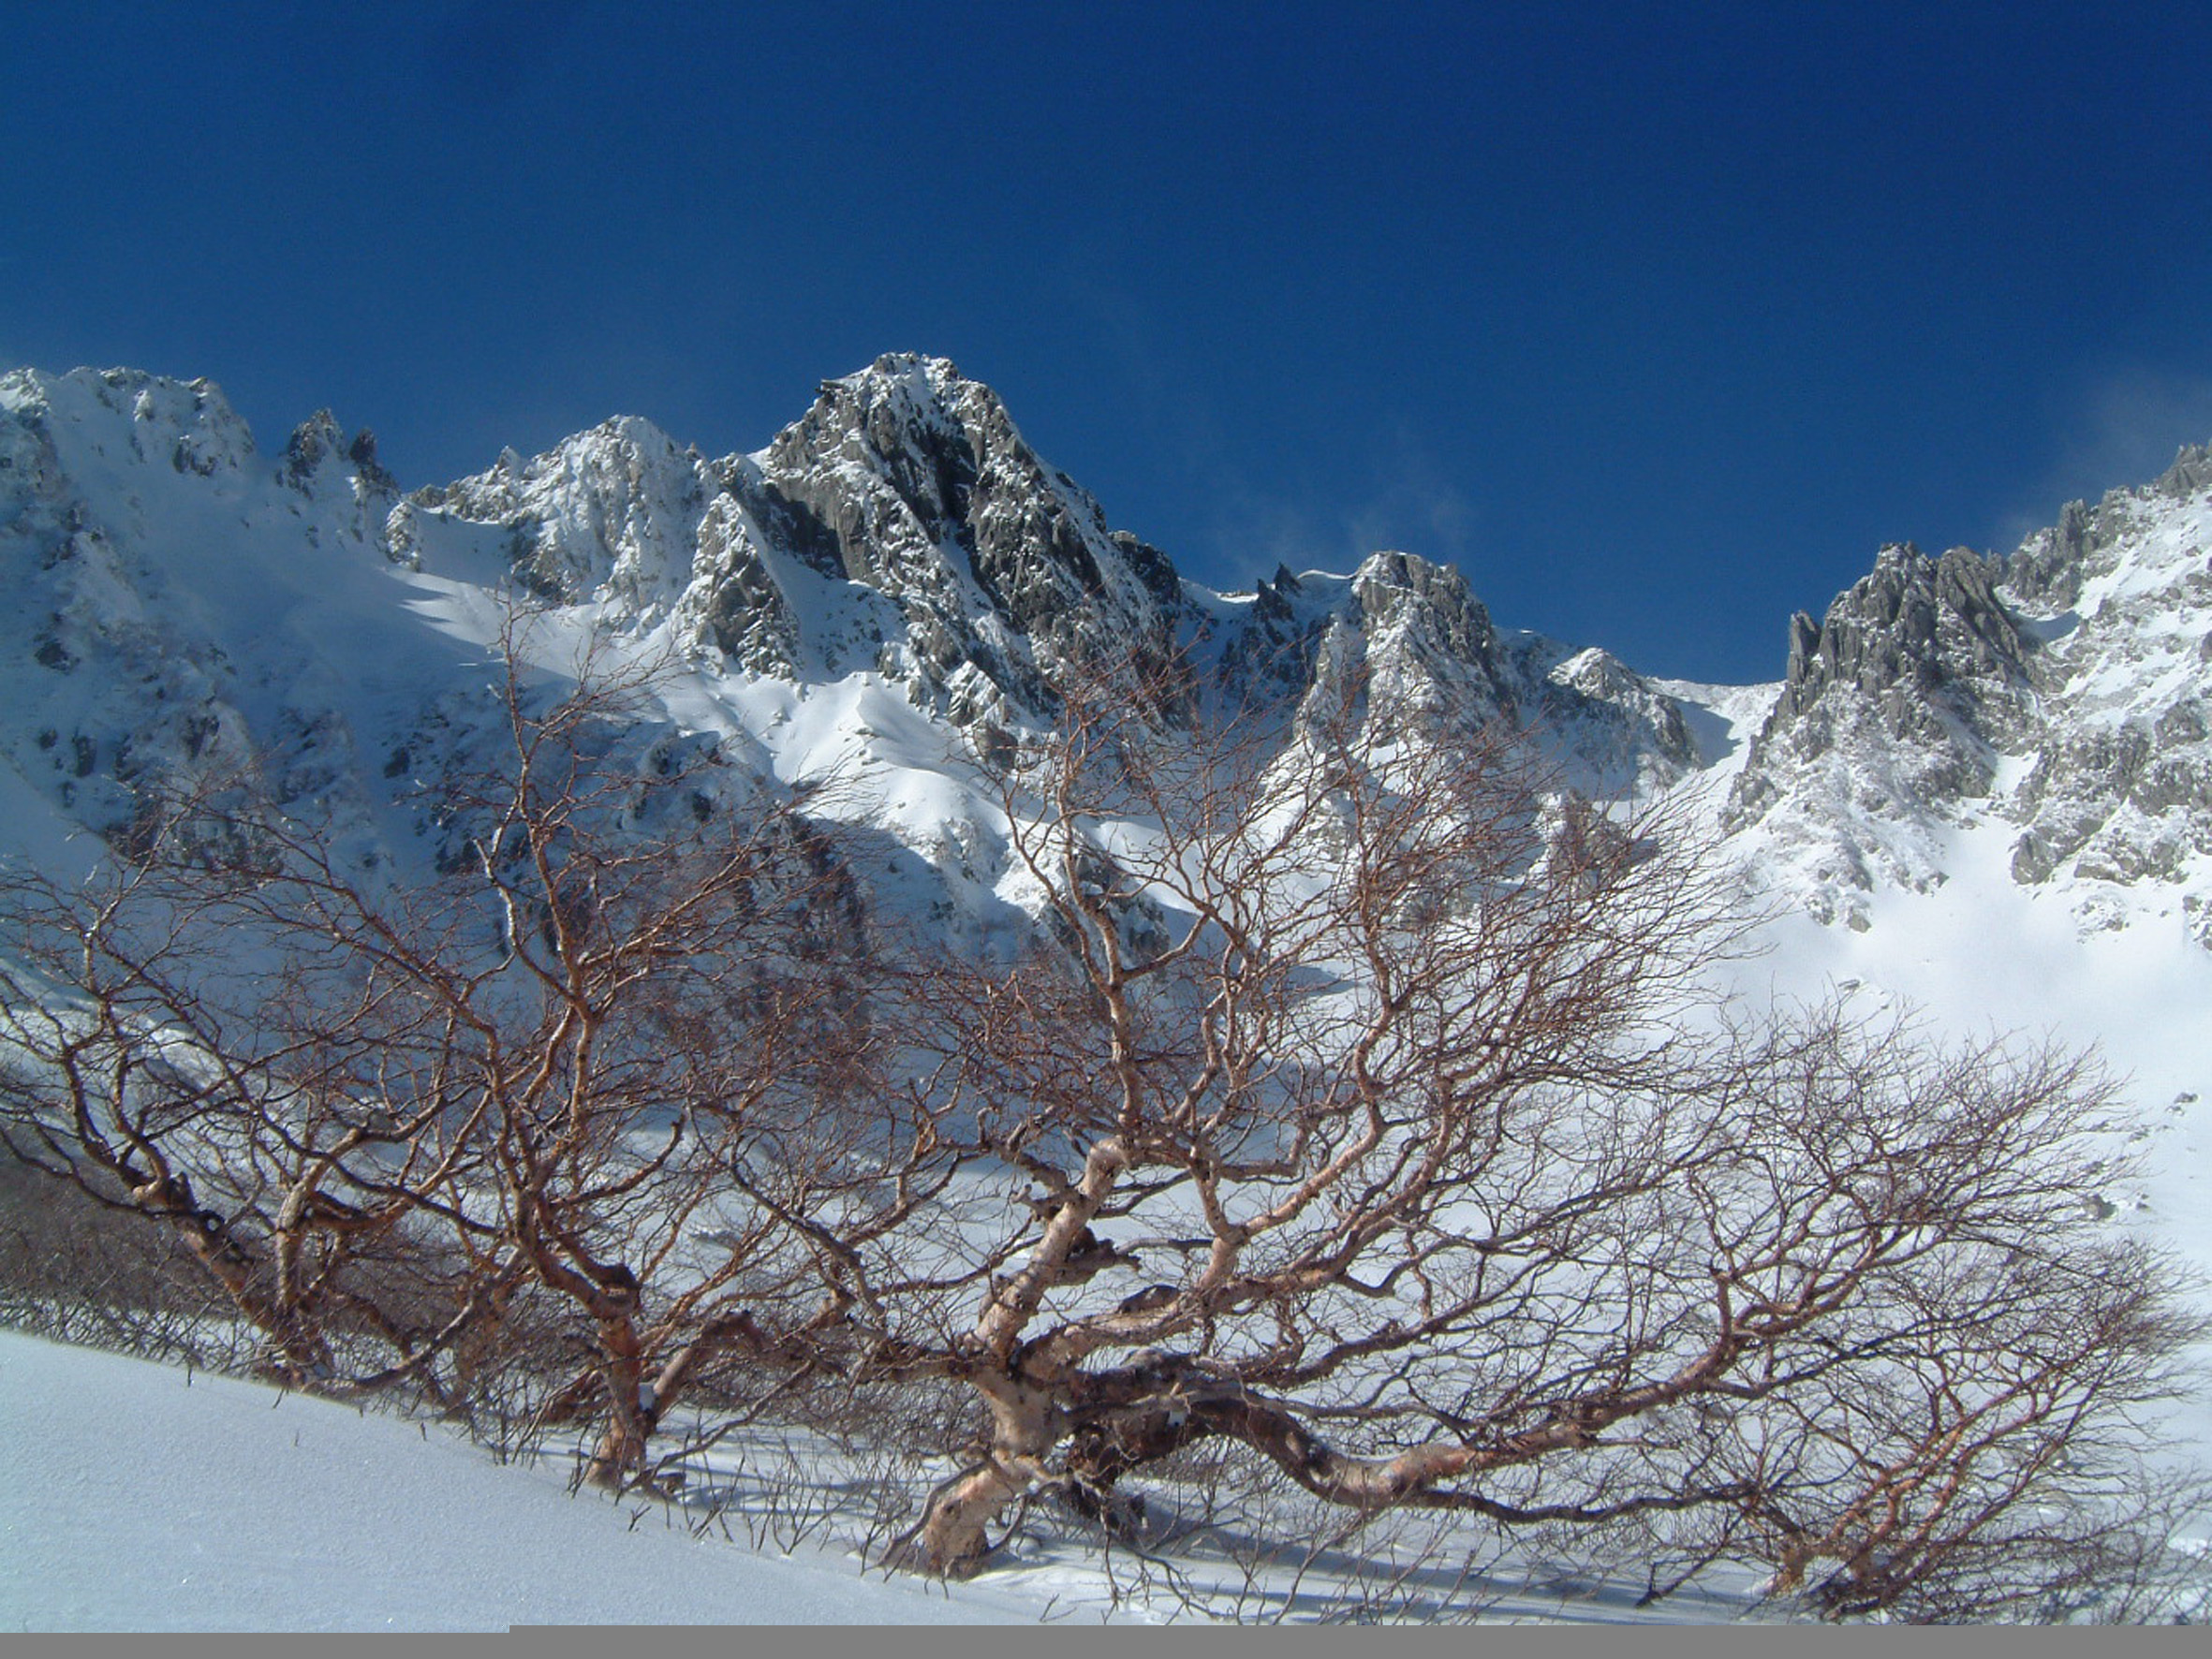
[
  {"xmin": 0, "ymin": 1329, "xmax": 1789, "ymax": 1633},
  {"xmin": 0, "ymin": 1329, "xmax": 1038, "ymax": 1631}
]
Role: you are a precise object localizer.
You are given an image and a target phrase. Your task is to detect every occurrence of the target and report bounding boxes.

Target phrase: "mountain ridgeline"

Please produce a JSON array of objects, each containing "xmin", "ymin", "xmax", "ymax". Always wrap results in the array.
[{"xmin": 2, "ymin": 353, "xmax": 2207, "ymax": 945}]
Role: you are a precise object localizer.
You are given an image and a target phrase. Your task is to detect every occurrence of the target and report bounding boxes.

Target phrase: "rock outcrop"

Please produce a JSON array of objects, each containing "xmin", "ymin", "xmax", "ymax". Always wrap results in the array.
[
  {"xmin": 1722, "ymin": 447, "xmax": 2212, "ymax": 938},
  {"xmin": 12, "ymin": 348, "xmax": 2198, "ymax": 947}
]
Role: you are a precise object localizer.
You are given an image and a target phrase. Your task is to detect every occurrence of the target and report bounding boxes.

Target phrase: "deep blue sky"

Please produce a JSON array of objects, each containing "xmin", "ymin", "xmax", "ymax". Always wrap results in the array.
[{"xmin": 7, "ymin": 3, "xmax": 2210, "ymax": 683}]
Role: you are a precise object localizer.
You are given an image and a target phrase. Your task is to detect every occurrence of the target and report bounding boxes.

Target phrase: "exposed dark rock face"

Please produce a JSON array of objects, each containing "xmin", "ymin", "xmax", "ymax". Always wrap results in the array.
[
  {"xmin": 1213, "ymin": 564, "xmax": 1328, "ymax": 698},
  {"xmin": 0, "ymin": 354, "xmax": 1808, "ymax": 939},
  {"xmin": 281, "ymin": 410, "xmax": 348, "ymax": 488},
  {"xmin": 1728, "ymin": 543, "xmax": 2038, "ymax": 832},
  {"xmin": 1781, "ymin": 545, "xmax": 2034, "ymax": 732},
  {"xmin": 731, "ymin": 355, "xmax": 1188, "ymax": 724},
  {"xmin": 1722, "ymin": 443, "xmax": 2212, "ymax": 940},
  {"xmin": 686, "ymin": 496, "xmax": 805, "ymax": 676}
]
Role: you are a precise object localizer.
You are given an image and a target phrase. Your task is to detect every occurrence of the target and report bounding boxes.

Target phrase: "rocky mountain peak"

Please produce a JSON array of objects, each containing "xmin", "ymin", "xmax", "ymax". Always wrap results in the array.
[
  {"xmin": 722, "ymin": 354, "xmax": 1187, "ymax": 726},
  {"xmin": 1351, "ymin": 551, "xmax": 1502, "ymax": 666},
  {"xmin": 2150, "ymin": 440, "xmax": 2212, "ymax": 502},
  {"xmin": 1718, "ymin": 539, "xmax": 2042, "ymax": 926},
  {"xmin": 391, "ymin": 414, "xmax": 715, "ymax": 612},
  {"xmin": 1314, "ymin": 550, "xmax": 1513, "ymax": 726},
  {"xmin": 5, "ymin": 367, "xmax": 261, "ymax": 487},
  {"xmin": 282, "ymin": 409, "xmax": 398, "ymax": 502},
  {"xmin": 1713, "ymin": 441, "xmax": 2212, "ymax": 940},
  {"xmin": 1768, "ymin": 542, "xmax": 2035, "ymax": 741}
]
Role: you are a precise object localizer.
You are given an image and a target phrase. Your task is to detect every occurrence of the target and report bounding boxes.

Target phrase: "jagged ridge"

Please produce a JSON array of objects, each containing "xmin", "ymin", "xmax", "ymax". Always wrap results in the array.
[
  {"xmin": 1724, "ymin": 444, "xmax": 2212, "ymax": 939},
  {"xmin": 4, "ymin": 352, "xmax": 2205, "ymax": 948}
]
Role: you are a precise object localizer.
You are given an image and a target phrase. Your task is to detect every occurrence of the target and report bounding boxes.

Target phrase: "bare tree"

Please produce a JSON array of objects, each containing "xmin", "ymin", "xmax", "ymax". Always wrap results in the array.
[
  {"xmin": 770, "ymin": 665, "xmax": 2210, "ymax": 1621},
  {"xmin": 404, "ymin": 642, "xmax": 880, "ymax": 1488},
  {"xmin": 5, "ymin": 624, "xmax": 2203, "ymax": 1618},
  {"xmin": 0, "ymin": 633, "xmax": 878, "ymax": 1490},
  {"xmin": 0, "ymin": 814, "xmax": 491, "ymax": 1387}
]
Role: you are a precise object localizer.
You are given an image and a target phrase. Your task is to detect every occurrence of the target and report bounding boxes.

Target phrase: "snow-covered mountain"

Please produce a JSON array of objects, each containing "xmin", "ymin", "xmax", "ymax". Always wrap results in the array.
[
  {"xmin": 1723, "ymin": 445, "xmax": 2212, "ymax": 943},
  {"xmin": 6, "ymin": 350, "xmax": 2211, "ymax": 1585},
  {"xmin": 1, "ymin": 350, "xmax": 2206, "ymax": 961},
  {"xmin": 0, "ymin": 356, "xmax": 1699, "ymax": 931}
]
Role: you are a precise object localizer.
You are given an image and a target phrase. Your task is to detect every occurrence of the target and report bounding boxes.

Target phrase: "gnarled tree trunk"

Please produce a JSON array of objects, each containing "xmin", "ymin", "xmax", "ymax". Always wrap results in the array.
[{"xmin": 906, "ymin": 1373, "xmax": 1064, "ymax": 1576}]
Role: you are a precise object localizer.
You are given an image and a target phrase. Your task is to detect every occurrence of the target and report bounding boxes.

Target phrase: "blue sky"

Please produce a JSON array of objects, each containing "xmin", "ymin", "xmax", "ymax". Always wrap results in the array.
[{"xmin": 6, "ymin": 2, "xmax": 2210, "ymax": 683}]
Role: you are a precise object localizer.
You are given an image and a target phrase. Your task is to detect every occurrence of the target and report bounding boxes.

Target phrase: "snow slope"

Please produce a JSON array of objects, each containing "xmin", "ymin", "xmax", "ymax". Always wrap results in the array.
[
  {"xmin": 0, "ymin": 1329, "xmax": 1039, "ymax": 1632},
  {"xmin": 1736, "ymin": 817, "xmax": 2212, "ymax": 1464},
  {"xmin": 1, "ymin": 1327, "xmax": 1811, "ymax": 1631}
]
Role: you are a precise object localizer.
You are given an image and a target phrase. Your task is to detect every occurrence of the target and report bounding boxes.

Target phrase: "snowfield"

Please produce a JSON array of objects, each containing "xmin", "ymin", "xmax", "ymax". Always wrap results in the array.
[
  {"xmin": 0, "ymin": 1326, "xmax": 1802, "ymax": 1631},
  {"xmin": 5, "ymin": 1323, "xmax": 1836, "ymax": 1631},
  {"xmin": 0, "ymin": 1328, "xmax": 1041, "ymax": 1631}
]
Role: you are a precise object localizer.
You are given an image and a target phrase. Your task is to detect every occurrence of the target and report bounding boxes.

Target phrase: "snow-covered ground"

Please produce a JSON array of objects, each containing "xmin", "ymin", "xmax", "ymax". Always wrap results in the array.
[
  {"xmin": 0, "ymin": 1329, "xmax": 1795, "ymax": 1632},
  {"xmin": 0, "ymin": 1328, "xmax": 1048, "ymax": 1631},
  {"xmin": 1731, "ymin": 819, "xmax": 2212, "ymax": 1469}
]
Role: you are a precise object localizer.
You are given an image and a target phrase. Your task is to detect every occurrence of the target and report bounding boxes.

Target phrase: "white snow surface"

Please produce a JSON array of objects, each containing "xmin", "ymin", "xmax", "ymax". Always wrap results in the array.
[
  {"xmin": 0, "ymin": 1329, "xmax": 1039, "ymax": 1631},
  {"xmin": 1729, "ymin": 808, "xmax": 2212, "ymax": 1463},
  {"xmin": 0, "ymin": 1325, "xmax": 1797, "ymax": 1632}
]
